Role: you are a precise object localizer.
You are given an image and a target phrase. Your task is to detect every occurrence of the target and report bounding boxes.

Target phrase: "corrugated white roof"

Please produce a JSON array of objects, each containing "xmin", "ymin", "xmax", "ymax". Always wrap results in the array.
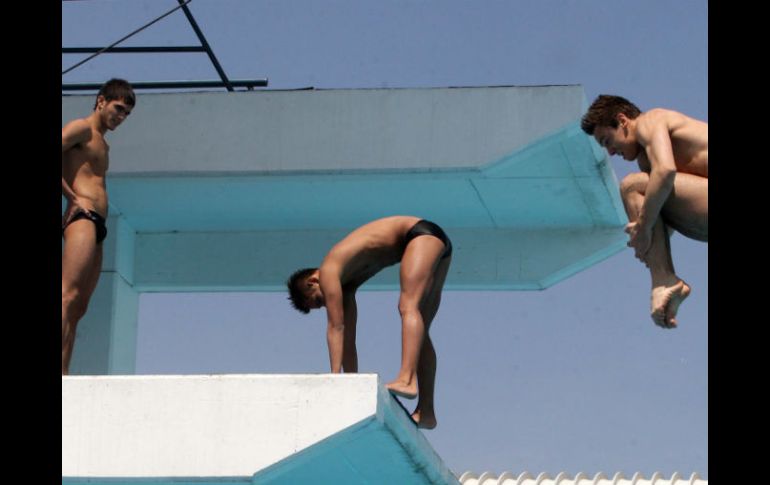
[{"xmin": 458, "ymin": 471, "xmax": 706, "ymax": 485}]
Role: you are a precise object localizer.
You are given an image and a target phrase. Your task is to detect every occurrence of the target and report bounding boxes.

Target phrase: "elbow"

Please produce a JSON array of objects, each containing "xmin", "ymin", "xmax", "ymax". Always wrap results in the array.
[
  {"xmin": 656, "ymin": 168, "xmax": 676, "ymax": 187},
  {"xmin": 663, "ymin": 170, "xmax": 677, "ymax": 188}
]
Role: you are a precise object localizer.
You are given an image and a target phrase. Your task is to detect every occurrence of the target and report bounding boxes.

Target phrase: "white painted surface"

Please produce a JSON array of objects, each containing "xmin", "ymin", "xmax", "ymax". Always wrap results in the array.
[
  {"xmin": 62, "ymin": 374, "xmax": 379, "ymax": 477},
  {"xmin": 62, "ymin": 86, "xmax": 586, "ymax": 174}
]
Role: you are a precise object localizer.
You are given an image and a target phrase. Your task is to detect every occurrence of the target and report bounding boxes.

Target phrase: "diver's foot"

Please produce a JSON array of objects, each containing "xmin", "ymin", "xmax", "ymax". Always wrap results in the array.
[
  {"xmin": 386, "ymin": 379, "xmax": 418, "ymax": 400},
  {"xmin": 411, "ymin": 408, "xmax": 437, "ymax": 429},
  {"xmin": 651, "ymin": 280, "xmax": 691, "ymax": 329}
]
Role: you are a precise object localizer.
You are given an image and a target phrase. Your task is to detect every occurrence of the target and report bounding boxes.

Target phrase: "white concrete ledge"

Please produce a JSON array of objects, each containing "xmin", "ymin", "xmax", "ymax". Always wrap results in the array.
[{"xmin": 63, "ymin": 374, "xmax": 459, "ymax": 484}]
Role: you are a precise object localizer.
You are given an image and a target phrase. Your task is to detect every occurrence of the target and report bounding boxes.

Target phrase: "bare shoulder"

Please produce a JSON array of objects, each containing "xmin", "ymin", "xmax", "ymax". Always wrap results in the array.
[
  {"xmin": 320, "ymin": 250, "xmax": 345, "ymax": 275},
  {"xmin": 319, "ymin": 257, "xmax": 347, "ymax": 294},
  {"xmin": 636, "ymin": 108, "xmax": 674, "ymax": 127},
  {"xmin": 62, "ymin": 117, "xmax": 93, "ymax": 145},
  {"xmin": 635, "ymin": 109, "xmax": 682, "ymax": 141},
  {"xmin": 639, "ymin": 108, "xmax": 703, "ymax": 129},
  {"xmin": 62, "ymin": 117, "xmax": 91, "ymax": 133}
]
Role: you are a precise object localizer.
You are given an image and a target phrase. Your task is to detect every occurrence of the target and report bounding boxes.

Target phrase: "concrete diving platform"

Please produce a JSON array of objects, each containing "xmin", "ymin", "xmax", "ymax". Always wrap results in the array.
[{"xmin": 62, "ymin": 374, "xmax": 460, "ymax": 484}]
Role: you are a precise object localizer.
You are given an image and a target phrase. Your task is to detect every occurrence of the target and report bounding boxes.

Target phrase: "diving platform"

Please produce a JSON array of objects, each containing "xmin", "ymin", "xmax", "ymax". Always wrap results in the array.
[{"xmin": 62, "ymin": 374, "xmax": 459, "ymax": 485}]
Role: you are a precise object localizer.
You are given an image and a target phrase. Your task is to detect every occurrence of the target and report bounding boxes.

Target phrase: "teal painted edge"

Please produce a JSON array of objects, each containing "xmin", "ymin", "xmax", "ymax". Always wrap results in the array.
[
  {"xmin": 479, "ymin": 120, "xmax": 581, "ymax": 174},
  {"xmin": 249, "ymin": 416, "xmax": 382, "ymax": 483},
  {"xmin": 597, "ymin": 153, "xmax": 629, "ymax": 224},
  {"xmin": 250, "ymin": 378, "xmax": 460, "ymax": 485},
  {"xmin": 108, "ymin": 277, "xmax": 139, "ymax": 375},
  {"xmin": 538, "ymin": 238, "xmax": 628, "ymax": 290},
  {"xmin": 569, "ymin": 118, "xmax": 628, "ymax": 224},
  {"xmin": 376, "ymin": 385, "xmax": 461, "ymax": 485},
  {"xmin": 115, "ymin": 215, "xmax": 137, "ymax": 286}
]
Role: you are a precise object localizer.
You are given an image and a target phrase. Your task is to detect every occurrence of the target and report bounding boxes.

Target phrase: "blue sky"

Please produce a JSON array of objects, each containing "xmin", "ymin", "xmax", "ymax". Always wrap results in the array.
[{"xmin": 63, "ymin": 0, "xmax": 708, "ymax": 477}]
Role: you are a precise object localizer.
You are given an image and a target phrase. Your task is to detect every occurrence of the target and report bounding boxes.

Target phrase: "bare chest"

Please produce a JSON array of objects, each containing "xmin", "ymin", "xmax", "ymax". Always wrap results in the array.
[{"xmin": 71, "ymin": 136, "xmax": 110, "ymax": 174}]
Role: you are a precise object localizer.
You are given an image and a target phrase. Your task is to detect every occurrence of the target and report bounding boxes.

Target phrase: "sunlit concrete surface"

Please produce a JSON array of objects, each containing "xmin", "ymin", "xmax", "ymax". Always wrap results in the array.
[{"xmin": 62, "ymin": 374, "xmax": 459, "ymax": 484}]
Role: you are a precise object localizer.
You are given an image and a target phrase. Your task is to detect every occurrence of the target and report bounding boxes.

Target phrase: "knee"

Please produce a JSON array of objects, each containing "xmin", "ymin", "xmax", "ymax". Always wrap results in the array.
[
  {"xmin": 62, "ymin": 286, "xmax": 88, "ymax": 319},
  {"xmin": 619, "ymin": 173, "xmax": 647, "ymax": 198},
  {"xmin": 398, "ymin": 299, "xmax": 421, "ymax": 320}
]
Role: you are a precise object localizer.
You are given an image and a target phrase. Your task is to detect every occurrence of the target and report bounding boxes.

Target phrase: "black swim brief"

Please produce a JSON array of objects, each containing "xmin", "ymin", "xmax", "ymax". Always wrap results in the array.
[
  {"xmin": 62, "ymin": 210, "xmax": 108, "ymax": 244},
  {"xmin": 404, "ymin": 219, "xmax": 452, "ymax": 259}
]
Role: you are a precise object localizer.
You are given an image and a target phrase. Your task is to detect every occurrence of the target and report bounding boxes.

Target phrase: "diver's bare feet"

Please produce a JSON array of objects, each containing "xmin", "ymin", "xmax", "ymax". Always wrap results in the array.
[
  {"xmin": 651, "ymin": 280, "xmax": 691, "ymax": 329},
  {"xmin": 411, "ymin": 408, "xmax": 437, "ymax": 430},
  {"xmin": 386, "ymin": 379, "xmax": 418, "ymax": 399}
]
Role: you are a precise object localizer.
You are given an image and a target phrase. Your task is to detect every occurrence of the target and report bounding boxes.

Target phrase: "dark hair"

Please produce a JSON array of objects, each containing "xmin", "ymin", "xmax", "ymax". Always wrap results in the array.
[
  {"xmin": 286, "ymin": 267, "xmax": 318, "ymax": 314},
  {"xmin": 94, "ymin": 78, "xmax": 136, "ymax": 110},
  {"xmin": 581, "ymin": 94, "xmax": 641, "ymax": 135}
]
